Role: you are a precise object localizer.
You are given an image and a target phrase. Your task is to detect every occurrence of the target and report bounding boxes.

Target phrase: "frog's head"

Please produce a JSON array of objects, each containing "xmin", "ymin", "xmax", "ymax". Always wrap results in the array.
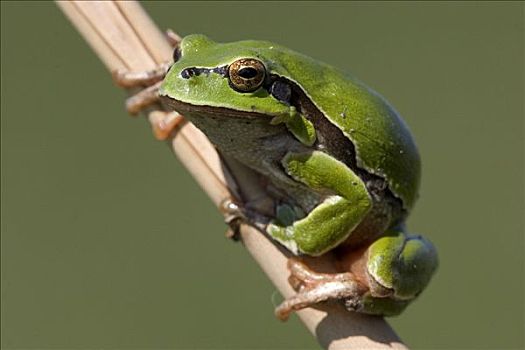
[{"xmin": 159, "ymin": 34, "xmax": 295, "ymax": 119}]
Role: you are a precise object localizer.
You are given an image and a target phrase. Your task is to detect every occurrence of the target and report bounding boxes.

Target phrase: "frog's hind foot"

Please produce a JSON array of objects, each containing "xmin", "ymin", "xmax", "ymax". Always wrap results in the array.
[{"xmin": 275, "ymin": 258, "xmax": 367, "ymax": 321}]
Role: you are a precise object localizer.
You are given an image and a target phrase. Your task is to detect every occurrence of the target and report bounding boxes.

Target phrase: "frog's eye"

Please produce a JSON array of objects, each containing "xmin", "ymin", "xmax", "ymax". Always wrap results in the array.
[
  {"xmin": 228, "ymin": 58, "xmax": 266, "ymax": 92},
  {"xmin": 172, "ymin": 46, "xmax": 182, "ymax": 63}
]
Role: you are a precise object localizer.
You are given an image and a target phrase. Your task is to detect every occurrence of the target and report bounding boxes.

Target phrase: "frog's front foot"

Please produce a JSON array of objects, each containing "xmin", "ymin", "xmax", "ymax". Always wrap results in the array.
[
  {"xmin": 112, "ymin": 64, "xmax": 171, "ymax": 115},
  {"xmin": 275, "ymin": 258, "xmax": 367, "ymax": 321},
  {"xmin": 148, "ymin": 110, "xmax": 185, "ymax": 140},
  {"xmin": 112, "ymin": 62, "xmax": 186, "ymax": 139}
]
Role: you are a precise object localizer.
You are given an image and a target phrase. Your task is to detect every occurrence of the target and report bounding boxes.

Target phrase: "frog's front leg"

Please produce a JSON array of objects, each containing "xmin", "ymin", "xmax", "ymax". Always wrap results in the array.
[
  {"xmin": 267, "ymin": 150, "xmax": 372, "ymax": 256},
  {"xmin": 113, "ymin": 62, "xmax": 184, "ymax": 139},
  {"xmin": 275, "ymin": 230, "xmax": 438, "ymax": 320}
]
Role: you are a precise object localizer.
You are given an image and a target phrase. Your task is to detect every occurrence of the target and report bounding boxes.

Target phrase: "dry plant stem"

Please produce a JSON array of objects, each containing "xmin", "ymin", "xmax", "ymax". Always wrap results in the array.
[{"xmin": 56, "ymin": 1, "xmax": 408, "ymax": 349}]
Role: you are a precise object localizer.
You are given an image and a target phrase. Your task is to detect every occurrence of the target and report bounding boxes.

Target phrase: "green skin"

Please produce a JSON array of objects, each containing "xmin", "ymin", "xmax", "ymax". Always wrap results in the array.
[{"xmin": 160, "ymin": 34, "xmax": 438, "ymax": 315}]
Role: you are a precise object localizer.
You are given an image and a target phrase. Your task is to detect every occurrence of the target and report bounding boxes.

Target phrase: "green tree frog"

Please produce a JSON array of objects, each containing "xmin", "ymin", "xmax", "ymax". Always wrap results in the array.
[{"xmin": 116, "ymin": 34, "xmax": 438, "ymax": 321}]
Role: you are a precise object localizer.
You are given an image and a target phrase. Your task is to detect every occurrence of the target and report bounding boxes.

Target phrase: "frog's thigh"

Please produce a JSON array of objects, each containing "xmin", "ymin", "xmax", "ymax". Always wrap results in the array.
[{"xmin": 283, "ymin": 151, "xmax": 372, "ymax": 256}]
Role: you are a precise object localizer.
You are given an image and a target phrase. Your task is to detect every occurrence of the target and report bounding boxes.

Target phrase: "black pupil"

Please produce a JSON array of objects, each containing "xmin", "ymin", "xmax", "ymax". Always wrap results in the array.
[{"xmin": 238, "ymin": 67, "xmax": 258, "ymax": 79}]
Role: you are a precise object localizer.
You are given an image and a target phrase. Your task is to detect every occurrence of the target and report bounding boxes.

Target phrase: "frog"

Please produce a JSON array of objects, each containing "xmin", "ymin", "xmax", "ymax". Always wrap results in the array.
[{"xmin": 114, "ymin": 34, "xmax": 438, "ymax": 321}]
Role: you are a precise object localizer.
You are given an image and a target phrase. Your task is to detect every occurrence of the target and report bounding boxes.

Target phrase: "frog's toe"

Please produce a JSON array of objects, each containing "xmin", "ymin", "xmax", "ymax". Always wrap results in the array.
[
  {"xmin": 112, "ymin": 62, "xmax": 171, "ymax": 89},
  {"xmin": 148, "ymin": 110, "xmax": 184, "ymax": 140},
  {"xmin": 274, "ymin": 258, "xmax": 367, "ymax": 321},
  {"xmin": 165, "ymin": 29, "xmax": 182, "ymax": 47},
  {"xmin": 275, "ymin": 278, "xmax": 366, "ymax": 321}
]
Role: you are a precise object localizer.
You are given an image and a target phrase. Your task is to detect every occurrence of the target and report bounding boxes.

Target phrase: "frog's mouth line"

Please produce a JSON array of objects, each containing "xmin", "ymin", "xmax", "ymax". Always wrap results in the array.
[{"xmin": 160, "ymin": 95, "xmax": 272, "ymax": 120}]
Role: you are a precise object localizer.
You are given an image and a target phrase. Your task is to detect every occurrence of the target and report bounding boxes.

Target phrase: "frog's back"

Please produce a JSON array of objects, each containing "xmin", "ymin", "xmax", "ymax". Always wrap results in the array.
[{"xmin": 261, "ymin": 44, "xmax": 421, "ymax": 210}]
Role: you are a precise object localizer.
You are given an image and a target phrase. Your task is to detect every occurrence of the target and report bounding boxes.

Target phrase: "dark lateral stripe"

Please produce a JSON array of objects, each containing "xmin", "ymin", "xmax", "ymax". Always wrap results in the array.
[{"xmin": 180, "ymin": 65, "xmax": 228, "ymax": 79}]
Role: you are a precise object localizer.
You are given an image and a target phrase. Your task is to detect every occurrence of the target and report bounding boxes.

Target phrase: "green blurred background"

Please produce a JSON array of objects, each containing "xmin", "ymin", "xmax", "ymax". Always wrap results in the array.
[{"xmin": 1, "ymin": 2, "xmax": 523, "ymax": 349}]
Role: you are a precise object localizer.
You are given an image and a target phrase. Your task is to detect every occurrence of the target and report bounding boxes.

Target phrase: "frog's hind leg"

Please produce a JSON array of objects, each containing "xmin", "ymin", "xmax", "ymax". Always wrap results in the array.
[{"xmin": 275, "ymin": 258, "xmax": 367, "ymax": 321}]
